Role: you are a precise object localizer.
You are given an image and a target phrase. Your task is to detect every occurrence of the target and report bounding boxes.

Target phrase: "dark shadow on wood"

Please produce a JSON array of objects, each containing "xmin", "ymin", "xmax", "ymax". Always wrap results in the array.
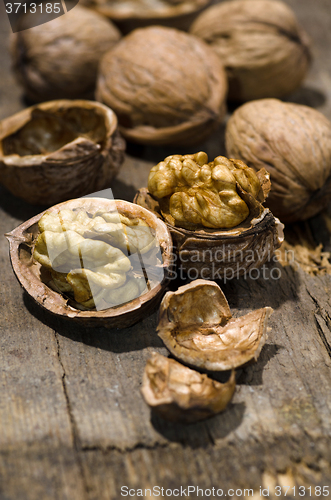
[
  {"xmin": 284, "ymin": 86, "xmax": 326, "ymax": 109},
  {"xmin": 23, "ymin": 291, "xmax": 165, "ymax": 353},
  {"xmin": 0, "ymin": 186, "xmax": 46, "ymax": 222},
  {"xmin": 237, "ymin": 343, "xmax": 283, "ymax": 386},
  {"xmin": 150, "ymin": 402, "xmax": 245, "ymax": 447},
  {"xmin": 110, "ymin": 178, "xmax": 138, "ymax": 203}
]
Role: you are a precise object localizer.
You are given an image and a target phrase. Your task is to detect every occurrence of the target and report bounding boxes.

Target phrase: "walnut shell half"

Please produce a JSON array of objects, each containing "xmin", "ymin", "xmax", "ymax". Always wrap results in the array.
[
  {"xmin": 157, "ymin": 280, "xmax": 273, "ymax": 370},
  {"xmin": 141, "ymin": 352, "xmax": 236, "ymax": 423},
  {"xmin": 82, "ymin": 0, "xmax": 212, "ymax": 33},
  {"xmin": 190, "ymin": 0, "xmax": 311, "ymax": 102},
  {"xmin": 6, "ymin": 199, "xmax": 173, "ymax": 329},
  {"xmin": 0, "ymin": 100, "xmax": 125, "ymax": 205},
  {"xmin": 226, "ymin": 99, "xmax": 331, "ymax": 223},
  {"xmin": 96, "ymin": 26, "xmax": 227, "ymax": 146}
]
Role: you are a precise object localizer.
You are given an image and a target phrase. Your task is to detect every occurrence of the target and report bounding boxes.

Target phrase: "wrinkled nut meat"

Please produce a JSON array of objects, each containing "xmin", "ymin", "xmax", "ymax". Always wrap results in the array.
[
  {"xmin": 82, "ymin": 0, "xmax": 212, "ymax": 32},
  {"xmin": 96, "ymin": 26, "xmax": 227, "ymax": 146},
  {"xmin": 0, "ymin": 100, "xmax": 125, "ymax": 205},
  {"xmin": 135, "ymin": 152, "xmax": 283, "ymax": 278},
  {"xmin": 33, "ymin": 208, "xmax": 159, "ymax": 310},
  {"xmin": 141, "ymin": 352, "xmax": 236, "ymax": 423},
  {"xmin": 147, "ymin": 151, "xmax": 262, "ymax": 229},
  {"xmin": 11, "ymin": 5, "xmax": 121, "ymax": 102},
  {"xmin": 190, "ymin": 0, "xmax": 311, "ymax": 101},
  {"xmin": 226, "ymin": 99, "xmax": 331, "ymax": 222},
  {"xmin": 157, "ymin": 280, "xmax": 273, "ymax": 371},
  {"xmin": 6, "ymin": 198, "xmax": 173, "ymax": 328}
]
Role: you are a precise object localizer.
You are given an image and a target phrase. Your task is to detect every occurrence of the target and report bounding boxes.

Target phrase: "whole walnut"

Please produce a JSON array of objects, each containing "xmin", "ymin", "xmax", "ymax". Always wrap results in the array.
[
  {"xmin": 190, "ymin": 0, "xmax": 311, "ymax": 101},
  {"xmin": 82, "ymin": 0, "xmax": 212, "ymax": 33},
  {"xmin": 11, "ymin": 6, "xmax": 121, "ymax": 102},
  {"xmin": 96, "ymin": 26, "xmax": 228, "ymax": 146},
  {"xmin": 226, "ymin": 99, "xmax": 331, "ymax": 222}
]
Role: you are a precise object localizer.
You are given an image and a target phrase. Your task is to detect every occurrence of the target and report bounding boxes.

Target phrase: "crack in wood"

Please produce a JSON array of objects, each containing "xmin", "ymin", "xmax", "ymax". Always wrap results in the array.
[
  {"xmin": 306, "ymin": 289, "xmax": 331, "ymax": 359},
  {"xmin": 55, "ymin": 332, "xmax": 90, "ymax": 499}
]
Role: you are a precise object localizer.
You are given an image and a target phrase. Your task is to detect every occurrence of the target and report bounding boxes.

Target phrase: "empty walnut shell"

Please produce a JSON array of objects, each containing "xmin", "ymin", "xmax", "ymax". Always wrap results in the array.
[
  {"xmin": 190, "ymin": 0, "xmax": 311, "ymax": 101},
  {"xmin": 141, "ymin": 352, "xmax": 236, "ymax": 423},
  {"xmin": 0, "ymin": 100, "xmax": 125, "ymax": 205},
  {"xmin": 157, "ymin": 280, "xmax": 273, "ymax": 370},
  {"xmin": 11, "ymin": 5, "xmax": 121, "ymax": 102},
  {"xmin": 82, "ymin": 0, "xmax": 212, "ymax": 33},
  {"xmin": 96, "ymin": 26, "xmax": 227, "ymax": 146},
  {"xmin": 6, "ymin": 198, "xmax": 173, "ymax": 328},
  {"xmin": 134, "ymin": 155, "xmax": 283, "ymax": 279},
  {"xmin": 226, "ymin": 99, "xmax": 331, "ymax": 223}
]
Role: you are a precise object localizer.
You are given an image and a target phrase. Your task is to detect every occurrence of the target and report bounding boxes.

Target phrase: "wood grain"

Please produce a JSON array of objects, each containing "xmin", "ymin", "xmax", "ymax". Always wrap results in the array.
[{"xmin": 1, "ymin": 0, "xmax": 331, "ymax": 498}]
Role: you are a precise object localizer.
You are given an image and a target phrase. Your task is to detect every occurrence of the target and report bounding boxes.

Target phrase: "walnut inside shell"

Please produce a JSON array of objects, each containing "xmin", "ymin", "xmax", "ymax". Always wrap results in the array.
[
  {"xmin": 135, "ymin": 152, "xmax": 283, "ymax": 279},
  {"xmin": 96, "ymin": 26, "xmax": 227, "ymax": 146},
  {"xmin": 6, "ymin": 199, "xmax": 173, "ymax": 328},
  {"xmin": 11, "ymin": 5, "xmax": 121, "ymax": 102},
  {"xmin": 190, "ymin": 0, "xmax": 311, "ymax": 101},
  {"xmin": 226, "ymin": 99, "xmax": 331, "ymax": 222},
  {"xmin": 0, "ymin": 100, "xmax": 125, "ymax": 205},
  {"xmin": 141, "ymin": 352, "xmax": 236, "ymax": 423},
  {"xmin": 157, "ymin": 280, "xmax": 273, "ymax": 370},
  {"xmin": 147, "ymin": 152, "xmax": 263, "ymax": 229}
]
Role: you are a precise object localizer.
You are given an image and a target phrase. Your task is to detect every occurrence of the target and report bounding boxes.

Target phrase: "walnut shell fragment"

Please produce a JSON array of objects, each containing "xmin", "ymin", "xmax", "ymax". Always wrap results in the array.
[
  {"xmin": 141, "ymin": 352, "xmax": 236, "ymax": 423},
  {"xmin": 11, "ymin": 5, "xmax": 121, "ymax": 102},
  {"xmin": 226, "ymin": 99, "xmax": 331, "ymax": 222},
  {"xmin": 134, "ymin": 152, "xmax": 283, "ymax": 279},
  {"xmin": 157, "ymin": 280, "xmax": 273, "ymax": 370},
  {"xmin": 6, "ymin": 199, "xmax": 173, "ymax": 328},
  {"xmin": 0, "ymin": 100, "xmax": 125, "ymax": 205},
  {"xmin": 82, "ymin": 0, "xmax": 212, "ymax": 33},
  {"xmin": 190, "ymin": 0, "xmax": 311, "ymax": 101},
  {"xmin": 96, "ymin": 26, "xmax": 227, "ymax": 146}
]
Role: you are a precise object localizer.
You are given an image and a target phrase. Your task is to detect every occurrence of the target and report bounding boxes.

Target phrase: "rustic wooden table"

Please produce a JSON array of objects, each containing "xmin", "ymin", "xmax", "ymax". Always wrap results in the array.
[{"xmin": 1, "ymin": 1, "xmax": 331, "ymax": 498}]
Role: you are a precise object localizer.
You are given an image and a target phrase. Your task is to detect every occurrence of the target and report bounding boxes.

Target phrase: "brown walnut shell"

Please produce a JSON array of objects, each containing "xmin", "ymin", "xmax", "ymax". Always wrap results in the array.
[
  {"xmin": 96, "ymin": 26, "xmax": 228, "ymax": 146},
  {"xmin": 0, "ymin": 100, "xmax": 125, "ymax": 205},
  {"xmin": 11, "ymin": 5, "xmax": 121, "ymax": 102},
  {"xmin": 134, "ymin": 185, "xmax": 283, "ymax": 279},
  {"xmin": 82, "ymin": 0, "xmax": 212, "ymax": 33},
  {"xmin": 226, "ymin": 99, "xmax": 331, "ymax": 223},
  {"xmin": 190, "ymin": 0, "xmax": 311, "ymax": 101},
  {"xmin": 157, "ymin": 280, "xmax": 273, "ymax": 371},
  {"xmin": 141, "ymin": 352, "xmax": 236, "ymax": 423},
  {"xmin": 6, "ymin": 199, "xmax": 173, "ymax": 329}
]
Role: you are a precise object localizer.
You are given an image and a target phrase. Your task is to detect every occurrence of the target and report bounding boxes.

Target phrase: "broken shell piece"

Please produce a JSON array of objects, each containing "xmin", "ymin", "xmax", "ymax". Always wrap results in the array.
[
  {"xmin": 141, "ymin": 352, "xmax": 235, "ymax": 423},
  {"xmin": 157, "ymin": 280, "xmax": 273, "ymax": 370}
]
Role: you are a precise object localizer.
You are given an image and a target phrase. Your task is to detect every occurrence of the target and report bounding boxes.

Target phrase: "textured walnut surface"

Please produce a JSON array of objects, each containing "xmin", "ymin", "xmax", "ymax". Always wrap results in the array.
[
  {"xmin": 147, "ymin": 152, "xmax": 262, "ymax": 229},
  {"xmin": 11, "ymin": 5, "xmax": 121, "ymax": 102},
  {"xmin": 226, "ymin": 98, "xmax": 331, "ymax": 222},
  {"xmin": 96, "ymin": 26, "xmax": 227, "ymax": 145},
  {"xmin": 141, "ymin": 352, "xmax": 236, "ymax": 423},
  {"xmin": 157, "ymin": 280, "xmax": 273, "ymax": 370},
  {"xmin": 190, "ymin": 0, "xmax": 311, "ymax": 101}
]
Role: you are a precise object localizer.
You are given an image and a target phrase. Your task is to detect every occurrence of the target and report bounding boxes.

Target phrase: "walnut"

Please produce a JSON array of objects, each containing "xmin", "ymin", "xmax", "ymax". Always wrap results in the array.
[
  {"xmin": 190, "ymin": 0, "xmax": 311, "ymax": 101},
  {"xmin": 157, "ymin": 280, "xmax": 273, "ymax": 371},
  {"xmin": 147, "ymin": 152, "xmax": 262, "ymax": 229},
  {"xmin": 96, "ymin": 26, "xmax": 227, "ymax": 146},
  {"xmin": 0, "ymin": 100, "xmax": 125, "ymax": 205},
  {"xmin": 6, "ymin": 199, "xmax": 173, "ymax": 328},
  {"xmin": 226, "ymin": 99, "xmax": 331, "ymax": 223},
  {"xmin": 82, "ymin": 0, "xmax": 212, "ymax": 33},
  {"xmin": 135, "ymin": 152, "xmax": 283, "ymax": 279},
  {"xmin": 141, "ymin": 352, "xmax": 236, "ymax": 423},
  {"xmin": 11, "ymin": 5, "xmax": 121, "ymax": 102}
]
